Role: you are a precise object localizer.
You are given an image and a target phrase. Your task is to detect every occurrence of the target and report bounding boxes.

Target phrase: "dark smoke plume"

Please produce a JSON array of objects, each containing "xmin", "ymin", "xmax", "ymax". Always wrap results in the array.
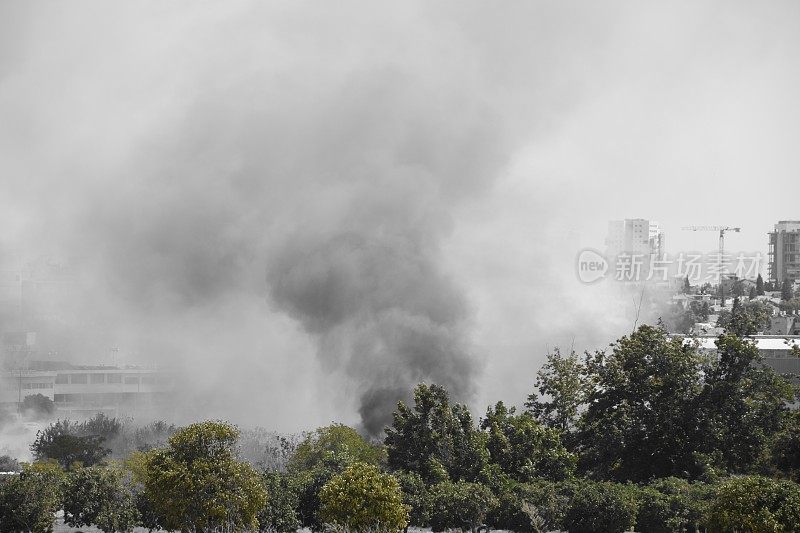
[{"xmin": 268, "ymin": 232, "xmax": 482, "ymax": 434}]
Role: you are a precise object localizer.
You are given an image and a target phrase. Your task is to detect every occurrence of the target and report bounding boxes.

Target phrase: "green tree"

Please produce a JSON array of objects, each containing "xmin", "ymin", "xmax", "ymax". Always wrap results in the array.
[
  {"xmin": 393, "ymin": 470, "xmax": 431, "ymax": 528},
  {"xmin": 576, "ymin": 326, "xmax": 794, "ymax": 481},
  {"xmin": 750, "ymin": 285, "xmax": 758, "ymax": 299},
  {"xmin": 293, "ymin": 467, "xmax": 333, "ymax": 531},
  {"xmin": 0, "ymin": 461, "xmax": 65, "ymax": 533},
  {"xmin": 319, "ymin": 462, "xmax": 409, "ymax": 533},
  {"xmin": 719, "ymin": 298, "xmax": 772, "ymax": 335},
  {"xmin": 78, "ymin": 413, "xmax": 123, "ymax": 441},
  {"xmin": 770, "ymin": 409, "xmax": 800, "ymax": 481},
  {"xmin": 289, "ymin": 424, "xmax": 385, "ymax": 472},
  {"xmin": 63, "ymin": 465, "xmax": 139, "ymax": 533},
  {"xmin": 635, "ymin": 477, "xmax": 701, "ymax": 533},
  {"xmin": 525, "ymin": 349, "xmax": 588, "ymax": 436},
  {"xmin": 707, "ymin": 476, "xmax": 800, "ymax": 532},
  {"xmin": 0, "ymin": 455, "xmax": 20, "ymax": 472},
  {"xmin": 561, "ymin": 479, "xmax": 638, "ymax": 533},
  {"xmin": 694, "ymin": 333, "xmax": 794, "ymax": 474},
  {"xmin": 385, "ymin": 384, "xmax": 488, "ymax": 483},
  {"xmin": 781, "ymin": 278, "xmax": 793, "ymax": 301},
  {"xmin": 779, "ymin": 297, "xmax": 800, "ymax": 313},
  {"xmin": 683, "ymin": 277, "xmax": 691, "ymax": 294},
  {"xmin": 133, "ymin": 420, "xmax": 177, "ymax": 452},
  {"xmin": 133, "ymin": 489, "xmax": 163, "ymax": 533},
  {"xmin": 30, "ymin": 420, "xmax": 110, "ymax": 469},
  {"xmin": 20, "ymin": 394, "xmax": 55, "ymax": 420},
  {"xmin": 257, "ymin": 472, "xmax": 300, "ymax": 532},
  {"xmin": 141, "ymin": 421, "xmax": 267, "ymax": 532},
  {"xmin": 428, "ymin": 480, "xmax": 497, "ymax": 533},
  {"xmin": 732, "ymin": 280, "xmax": 745, "ymax": 298},
  {"xmin": 757, "ymin": 273, "xmax": 765, "ymax": 296},
  {"xmin": 576, "ymin": 326, "xmax": 707, "ymax": 481},
  {"xmin": 289, "ymin": 445, "xmax": 362, "ymax": 532},
  {"xmin": 486, "ymin": 480, "xmax": 566, "ymax": 533},
  {"xmin": 124, "ymin": 451, "xmax": 163, "ymax": 532},
  {"xmin": 287, "ymin": 425, "xmax": 381, "ymax": 531},
  {"xmin": 481, "ymin": 401, "xmax": 575, "ymax": 482}
]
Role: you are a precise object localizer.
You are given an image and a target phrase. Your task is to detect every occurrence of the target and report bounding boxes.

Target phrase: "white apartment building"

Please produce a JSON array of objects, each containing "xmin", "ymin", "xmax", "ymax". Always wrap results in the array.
[{"xmin": 606, "ymin": 218, "xmax": 665, "ymax": 258}]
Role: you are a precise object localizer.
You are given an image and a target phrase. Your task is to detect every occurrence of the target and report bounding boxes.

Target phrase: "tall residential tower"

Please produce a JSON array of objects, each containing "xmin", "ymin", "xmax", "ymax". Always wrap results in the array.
[
  {"xmin": 768, "ymin": 221, "xmax": 800, "ymax": 284},
  {"xmin": 606, "ymin": 219, "xmax": 665, "ymax": 258}
]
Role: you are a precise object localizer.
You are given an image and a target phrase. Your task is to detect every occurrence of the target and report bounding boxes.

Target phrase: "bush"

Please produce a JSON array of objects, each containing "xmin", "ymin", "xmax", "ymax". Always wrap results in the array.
[
  {"xmin": 561, "ymin": 480, "xmax": 638, "ymax": 533},
  {"xmin": 319, "ymin": 462, "xmax": 409, "ymax": 533},
  {"xmin": 707, "ymin": 476, "xmax": 800, "ymax": 532},
  {"xmin": 30, "ymin": 419, "xmax": 111, "ymax": 469},
  {"xmin": 428, "ymin": 480, "xmax": 497, "ymax": 533},
  {"xmin": 635, "ymin": 477, "xmax": 697, "ymax": 533},
  {"xmin": 63, "ymin": 465, "xmax": 139, "ymax": 533},
  {"xmin": 289, "ymin": 424, "xmax": 385, "ymax": 472},
  {"xmin": 487, "ymin": 480, "xmax": 567, "ymax": 533},
  {"xmin": 132, "ymin": 420, "xmax": 177, "ymax": 452},
  {"xmin": 0, "ymin": 456, "xmax": 20, "ymax": 472},
  {"xmin": 258, "ymin": 471, "xmax": 300, "ymax": 532},
  {"xmin": 0, "ymin": 461, "xmax": 65, "ymax": 533}
]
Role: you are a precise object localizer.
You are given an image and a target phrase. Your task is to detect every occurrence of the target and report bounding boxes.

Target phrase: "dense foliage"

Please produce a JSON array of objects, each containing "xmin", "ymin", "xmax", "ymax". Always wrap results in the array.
[
  {"xmin": 140, "ymin": 421, "xmax": 267, "ymax": 532},
  {"xmin": 30, "ymin": 419, "xmax": 110, "ymax": 470},
  {"xmin": 4, "ymin": 324, "xmax": 800, "ymax": 532},
  {"xmin": 528, "ymin": 325, "xmax": 794, "ymax": 482},
  {"xmin": 707, "ymin": 476, "xmax": 800, "ymax": 532},
  {"xmin": 318, "ymin": 462, "xmax": 409, "ymax": 532},
  {"xmin": 0, "ymin": 462, "xmax": 65, "ymax": 533},
  {"xmin": 20, "ymin": 394, "xmax": 56, "ymax": 420},
  {"xmin": 385, "ymin": 383, "xmax": 488, "ymax": 483},
  {"xmin": 63, "ymin": 465, "xmax": 139, "ymax": 533}
]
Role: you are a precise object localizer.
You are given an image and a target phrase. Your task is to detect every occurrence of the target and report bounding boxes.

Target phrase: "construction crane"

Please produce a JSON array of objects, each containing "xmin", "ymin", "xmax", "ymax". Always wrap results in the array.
[{"xmin": 681, "ymin": 225, "xmax": 741, "ymax": 306}]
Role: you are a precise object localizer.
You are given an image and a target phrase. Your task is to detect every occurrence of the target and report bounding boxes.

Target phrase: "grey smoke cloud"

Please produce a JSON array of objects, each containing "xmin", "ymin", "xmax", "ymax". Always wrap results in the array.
[
  {"xmin": 268, "ymin": 232, "xmax": 480, "ymax": 434},
  {"xmin": 2, "ymin": 1, "xmax": 800, "ymax": 433},
  {"xmin": 0, "ymin": 1, "xmax": 526, "ymax": 432}
]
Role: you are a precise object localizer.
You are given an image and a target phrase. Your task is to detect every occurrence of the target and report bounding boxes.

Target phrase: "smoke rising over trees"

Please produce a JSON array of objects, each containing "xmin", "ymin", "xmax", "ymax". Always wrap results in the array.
[{"xmin": 3, "ymin": 1, "xmax": 800, "ymax": 430}]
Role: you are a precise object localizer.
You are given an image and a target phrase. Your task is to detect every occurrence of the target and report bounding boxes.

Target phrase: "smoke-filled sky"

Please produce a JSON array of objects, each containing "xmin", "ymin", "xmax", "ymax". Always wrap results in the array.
[{"xmin": 1, "ymin": 1, "xmax": 799, "ymax": 432}]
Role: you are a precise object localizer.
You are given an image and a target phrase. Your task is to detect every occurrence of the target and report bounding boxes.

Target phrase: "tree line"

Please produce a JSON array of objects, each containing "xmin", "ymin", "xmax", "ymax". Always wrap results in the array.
[{"xmin": 2, "ymin": 324, "xmax": 800, "ymax": 532}]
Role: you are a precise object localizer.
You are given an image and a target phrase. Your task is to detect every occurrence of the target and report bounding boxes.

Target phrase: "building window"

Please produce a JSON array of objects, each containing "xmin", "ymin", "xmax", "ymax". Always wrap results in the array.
[
  {"xmin": 23, "ymin": 382, "xmax": 52, "ymax": 390},
  {"xmin": 70, "ymin": 374, "xmax": 88, "ymax": 384},
  {"xmin": 55, "ymin": 374, "xmax": 68, "ymax": 384},
  {"xmin": 124, "ymin": 377, "xmax": 139, "ymax": 385},
  {"xmin": 90, "ymin": 374, "xmax": 105, "ymax": 384},
  {"xmin": 107, "ymin": 374, "xmax": 122, "ymax": 384}
]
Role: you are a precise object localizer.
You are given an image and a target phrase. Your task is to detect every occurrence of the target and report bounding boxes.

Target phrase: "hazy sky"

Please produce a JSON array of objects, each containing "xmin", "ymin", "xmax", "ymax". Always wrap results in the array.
[{"xmin": 1, "ymin": 1, "xmax": 799, "ymax": 431}]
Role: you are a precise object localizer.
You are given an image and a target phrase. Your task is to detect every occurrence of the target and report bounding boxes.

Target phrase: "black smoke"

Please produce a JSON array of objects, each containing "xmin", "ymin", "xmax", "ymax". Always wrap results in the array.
[{"xmin": 267, "ymin": 232, "xmax": 482, "ymax": 434}]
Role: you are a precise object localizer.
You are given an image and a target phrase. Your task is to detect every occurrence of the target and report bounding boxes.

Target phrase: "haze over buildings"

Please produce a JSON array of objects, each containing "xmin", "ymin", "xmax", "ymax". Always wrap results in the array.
[{"xmin": 1, "ymin": 1, "xmax": 800, "ymax": 433}]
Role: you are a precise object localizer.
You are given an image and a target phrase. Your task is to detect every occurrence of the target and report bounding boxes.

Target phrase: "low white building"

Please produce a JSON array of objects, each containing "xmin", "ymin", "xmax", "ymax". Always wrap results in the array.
[
  {"xmin": 691, "ymin": 335, "xmax": 800, "ymax": 374},
  {"xmin": 1, "ymin": 365, "xmax": 174, "ymax": 418}
]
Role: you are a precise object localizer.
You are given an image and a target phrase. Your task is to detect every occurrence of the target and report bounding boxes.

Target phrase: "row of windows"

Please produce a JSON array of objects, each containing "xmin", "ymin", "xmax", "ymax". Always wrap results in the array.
[
  {"xmin": 54, "ymin": 374, "xmax": 162, "ymax": 385},
  {"xmin": 22, "ymin": 382, "xmax": 53, "ymax": 389},
  {"xmin": 53, "ymin": 392, "xmax": 154, "ymax": 405},
  {"xmin": 761, "ymin": 349, "xmax": 800, "ymax": 359}
]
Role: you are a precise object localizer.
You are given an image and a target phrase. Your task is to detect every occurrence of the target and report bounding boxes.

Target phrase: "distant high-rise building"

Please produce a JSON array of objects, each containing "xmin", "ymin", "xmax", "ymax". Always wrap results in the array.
[
  {"xmin": 768, "ymin": 220, "xmax": 800, "ymax": 284},
  {"xmin": 606, "ymin": 218, "xmax": 665, "ymax": 258}
]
